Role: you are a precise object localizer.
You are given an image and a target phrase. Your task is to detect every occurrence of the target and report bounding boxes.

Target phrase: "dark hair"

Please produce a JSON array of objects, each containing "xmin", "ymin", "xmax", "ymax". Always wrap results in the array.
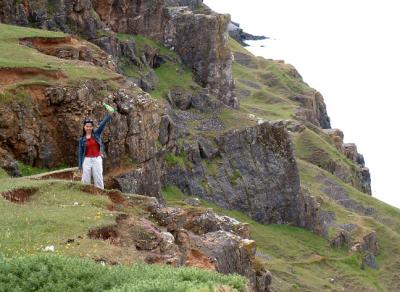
[{"xmin": 82, "ymin": 118, "xmax": 94, "ymax": 137}]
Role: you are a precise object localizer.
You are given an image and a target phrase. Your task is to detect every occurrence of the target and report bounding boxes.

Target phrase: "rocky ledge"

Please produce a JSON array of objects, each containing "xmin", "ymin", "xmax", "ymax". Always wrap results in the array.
[{"xmin": 86, "ymin": 188, "xmax": 272, "ymax": 291}]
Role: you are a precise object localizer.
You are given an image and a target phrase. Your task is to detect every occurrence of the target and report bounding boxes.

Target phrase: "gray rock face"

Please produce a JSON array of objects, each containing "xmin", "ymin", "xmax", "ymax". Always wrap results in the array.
[
  {"xmin": 176, "ymin": 230, "xmax": 272, "ymax": 291},
  {"xmin": 162, "ymin": 121, "xmax": 329, "ymax": 236},
  {"xmin": 228, "ymin": 21, "xmax": 267, "ymax": 47},
  {"xmin": 291, "ymin": 90, "xmax": 331, "ymax": 129},
  {"xmin": 0, "ymin": 80, "xmax": 163, "ymax": 202},
  {"xmin": 359, "ymin": 232, "xmax": 379, "ymax": 269},
  {"xmin": 112, "ymin": 158, "xmax": 164, "ymax": 203},
  {"xmin": 0, "ymin": 147, "xmax": 20, "ymax": 177},
  {"xmin": 342, "ymin": 143, "xmax": 371, "ymax": 194},
  {"xmin": 362, "ymin": 252, "xmax": 378, "ymax": 269},
  {"xmin": 321, "ymin": 130, "xmax": 372, "ymax": 195},
  {"xmin": 320, "ymin": 175, "xmax": 375, "ymax": 215},
  {"xmin": 152, "ymin": 206, "xmax": 250, "ymax": 238},
  {"xmin": 165, "ymin": 0, "xmax": 204, "ymax": 10},
  {"xmin": 330, "ymin": 231, "xmax": 351, "ymax": 248},
  {"xmin": 164, "ymin": 7, "xmax": 238, "ymax": 108}
]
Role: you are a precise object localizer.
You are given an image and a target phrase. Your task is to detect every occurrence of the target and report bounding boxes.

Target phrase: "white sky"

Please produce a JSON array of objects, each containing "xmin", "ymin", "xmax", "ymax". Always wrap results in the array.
[{"xmin": 204, "ymin": 0, "xmax": 400, "ymax": 208}]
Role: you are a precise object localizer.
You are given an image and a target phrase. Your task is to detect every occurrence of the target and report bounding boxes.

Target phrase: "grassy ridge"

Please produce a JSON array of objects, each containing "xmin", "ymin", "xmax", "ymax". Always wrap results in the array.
[
  {"xmin": 0, "ymin": 177, "xmax": 247, "ymax": 291},
  {"xmin": 0, "ymin": 179, "xmax": 114, "ymax": 257},
  {"xmin": 162, "ymin": 185, "xmax": 393, "ymax": 291},
  {"xmin": 0, "ymin": 23, "xmax": 117, "ymax": 88}
]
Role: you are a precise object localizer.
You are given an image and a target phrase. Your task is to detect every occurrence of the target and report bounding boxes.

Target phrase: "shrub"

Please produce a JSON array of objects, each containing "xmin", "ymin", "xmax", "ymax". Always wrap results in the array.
[{"xmin": 0, "ymin": 254, "xmax": 247, "ymax": 291}]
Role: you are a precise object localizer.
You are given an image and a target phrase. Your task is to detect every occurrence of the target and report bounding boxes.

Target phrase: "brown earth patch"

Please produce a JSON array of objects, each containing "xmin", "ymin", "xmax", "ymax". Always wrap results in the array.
[
  {"xmin": 88, "ymin": 214, "xmax": 164, "ymax": 251},
  {"xmin": 19, "ymin": 36, "xmax": 84, "ymax": 58},
  {"xmin": 1, "ymin": 187, "xmax": 39, "ymax": 203},
  {"xmin": 20, "ymin": 36, "xmax": 78, "ymax": 48},
  {"xmin": 80, "ymin": 185, "xmax": 127, "ymax": 206},
  {"xmin": 185, "ymin": 249, "xmax": 216, "ymax": 270},
  {"xmin": 0, "ymin": 67, "xmax": 66, "ymax": 89},
  {"xmin": 88, "ymin": 225, "xmax": 119, "ymax": 243},
  {"xmin": 37, "ymin": 170, "xmax": 79, "ymax": 181},
  {"xmin": 19, "ymin": 36, "xmax": 117, "ymax": 71}
]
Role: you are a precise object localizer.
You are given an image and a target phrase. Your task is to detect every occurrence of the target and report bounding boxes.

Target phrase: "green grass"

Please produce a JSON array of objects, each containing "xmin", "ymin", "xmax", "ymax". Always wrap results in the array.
[
  {"xmin": 0, "ymin": 168, "xmax": 9, "ymax": 179},
  {"xmin": 218, "ymin": 108, "xmax": 256, "ymax": 129},
  {"xmin": 116, "ymin": 33, "xmax": 176, "ymax": 59},
  {"xmin": 229, "ymin": 169, "xmax": 241, "ymax": 186},
  {"xmin": 0, "ymin": 179, "xmax": 114, "ymax": 257},
  {"xmin": 0, "ymin": 88, "xmax": 31, "ymax": 105},
  {"xmin": 293, "ymin": 128, "xmax": 362, "ymax": 189},
  {"xmin": 0, "ymin": 254, "xmax": 247, "ymax": 291},
  {"xmin": 17, "ymin": 161, "xmax": 69, "ymax": 177},
  {"xmin": 297, "ymin": 159, "xmax": 400, "ymax": 291},
  {"xmin": 116, "ymin": 33, "xmax": 200, "ymax": 99},
  {"xmin": 0, "ymin": 23, "xmax": 118, "ymax": 84},
  {"xmin": 164, "ymin": 152, "xmax": 186, "ymax": 168},
  {"xmin": 293, "ymin": 128, "xmax": 353, "ymax": 167},
  {"xmin": 162, "ymin": 181, "xmax": 400, "ymax": 291},
  {"xmin": 298, "ymin": 158, "xmax": 400, "ymax": 235},
  {"xmin": 151, "ymin": 61, "xmax": 199, "ymax": 99},
  {"xmin": 0, "ymin": 178, "xmax": 247, "ymax": 291},
  {"xmin": 229, "ymin": 37, "xmax": 307, "ymax": 122}
]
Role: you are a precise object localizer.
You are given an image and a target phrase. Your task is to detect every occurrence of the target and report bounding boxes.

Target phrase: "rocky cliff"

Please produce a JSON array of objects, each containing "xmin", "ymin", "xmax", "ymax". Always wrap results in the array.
[
  {"xmin": 0, "ymin": 1, "xmax": 395, "ymax": 291},
  {"xmin": 0, "ymin": 0, "xmax": 237, "ymax": 107}
]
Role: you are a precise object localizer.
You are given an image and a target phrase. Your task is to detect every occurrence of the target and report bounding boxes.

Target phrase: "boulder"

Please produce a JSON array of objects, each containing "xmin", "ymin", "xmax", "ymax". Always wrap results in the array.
[
  {"xmin": 151, "ymin": 206, "xmax": 250, "ymax": 238},
  {"xmin": 167, "ymin": 89, "xmax": 192, "ymax": 110},
  {"xmin": 0, "ymin": 147, "xmax": 20, "ymax": 177}
]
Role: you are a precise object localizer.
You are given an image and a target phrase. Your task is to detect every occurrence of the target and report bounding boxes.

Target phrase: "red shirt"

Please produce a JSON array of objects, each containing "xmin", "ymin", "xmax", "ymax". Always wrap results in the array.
[{"xmin": 85, "ymin": 136, "xmax": 100, "ymax": 157}]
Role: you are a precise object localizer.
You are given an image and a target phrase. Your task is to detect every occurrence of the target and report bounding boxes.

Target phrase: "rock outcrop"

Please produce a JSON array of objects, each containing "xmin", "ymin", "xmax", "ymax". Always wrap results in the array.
[
  {"xmin": 323, "ymin": 129, "xmax": 372, "ymax": 195},
  {"xmin": 228, "ymin": 21, "xmax": 267, "ymax": 47},
  {"xmin": 0, "ymin": 78, "xmax": 163, "ymax": 201},
  {"xmin": 291, "ymin": 90, "xmax": 331, "ymax": 129},
  {"xmin": 162, "ymin": 120, "xmax": 329, "ymax": 236},
  {"xmin": 164, "ymin": 7, "xmax": 237, "ymax": 107},
  {"xmin": 88, "ymin": 190, "xmax": 272, "ymax": 291},
  {"xmin": 0, "ymin": 0, "xmax": 237, "ymax": 107}
]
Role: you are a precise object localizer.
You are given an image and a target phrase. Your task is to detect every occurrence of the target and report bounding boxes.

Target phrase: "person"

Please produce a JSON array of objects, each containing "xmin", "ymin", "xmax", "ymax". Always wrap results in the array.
[{"xmin": 78, "ymin": 102, "xmax": 115, "ymax": 189}]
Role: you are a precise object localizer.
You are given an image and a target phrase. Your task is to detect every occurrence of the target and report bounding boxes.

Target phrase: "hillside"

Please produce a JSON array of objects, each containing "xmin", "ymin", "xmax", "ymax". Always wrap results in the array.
[{"xmin": 0, "ymin": 0, "xmax": 400, "ymax": 291}]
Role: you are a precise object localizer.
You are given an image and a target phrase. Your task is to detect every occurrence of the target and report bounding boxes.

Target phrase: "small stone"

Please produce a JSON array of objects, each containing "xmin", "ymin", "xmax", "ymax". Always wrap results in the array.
[
  {"xmin": 184, "ymin": 197, "xmax": 200, "ymax": 206},
  {"xmin": 43, "ymin": 245, "xmax": 55, "ymax": 252}
]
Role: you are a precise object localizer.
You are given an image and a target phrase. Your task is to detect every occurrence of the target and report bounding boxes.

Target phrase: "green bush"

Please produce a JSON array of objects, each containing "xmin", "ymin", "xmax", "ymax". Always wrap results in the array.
[
  {"xmin": 0, "ymin": 254, "xmax": 247, "ymax": 292},
  {"xmin": 164, "ymin": 152, "xmax": 186, "ymax": 168}
]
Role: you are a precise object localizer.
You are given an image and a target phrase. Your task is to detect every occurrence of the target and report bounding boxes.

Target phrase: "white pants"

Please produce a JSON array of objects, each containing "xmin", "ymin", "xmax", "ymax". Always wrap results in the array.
[{"xmin": 81, "ymin": 156, "xmax": 104, "ymax": 189}]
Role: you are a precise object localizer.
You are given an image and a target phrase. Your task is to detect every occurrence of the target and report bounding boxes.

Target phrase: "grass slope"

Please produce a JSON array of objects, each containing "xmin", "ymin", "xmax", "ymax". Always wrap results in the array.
[
  {"xmin": 163, "ymin": 183, "xmax": 400, "ymax": 291},
  {"xmin": 0, "ymin": 254, "xmax": 245, "ymax": 291},
  {"xmin": 0, "ymin": 23, "xmax": 118, "ymax": 91},
  {"xmin": 0, "ymin": 177, "xmax": 246, "ymax": 291},
  {"xmin": 2, "ymin": 23, "xmax": 399, "ymax": 292}
]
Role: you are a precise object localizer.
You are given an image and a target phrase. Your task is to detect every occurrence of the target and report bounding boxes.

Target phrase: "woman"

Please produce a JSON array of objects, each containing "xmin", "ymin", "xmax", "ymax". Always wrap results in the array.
[{"xmin": 78, "ymin": 102, "xmax": 115, "ymax": 189}]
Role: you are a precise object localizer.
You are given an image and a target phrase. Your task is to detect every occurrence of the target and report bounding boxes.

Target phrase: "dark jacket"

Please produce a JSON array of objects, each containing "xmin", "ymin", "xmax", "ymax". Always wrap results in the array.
[{"xmin": 78, "ymin": 114, "xmax": 112, "ymax": 170}]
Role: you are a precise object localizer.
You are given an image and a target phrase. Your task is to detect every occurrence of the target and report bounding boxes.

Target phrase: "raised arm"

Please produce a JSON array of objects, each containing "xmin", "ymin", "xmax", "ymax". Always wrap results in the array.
[{"xmin": 94, "ymin": 114, "xmax": 112, "ymax": 136}]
